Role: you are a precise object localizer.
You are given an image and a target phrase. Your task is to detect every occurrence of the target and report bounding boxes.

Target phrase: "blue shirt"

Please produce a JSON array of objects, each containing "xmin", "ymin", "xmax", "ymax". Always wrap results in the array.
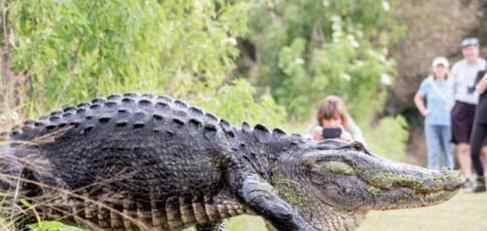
[{"xmin": 418, "ymin": 77, "xmax": 453, "ymax": 126}]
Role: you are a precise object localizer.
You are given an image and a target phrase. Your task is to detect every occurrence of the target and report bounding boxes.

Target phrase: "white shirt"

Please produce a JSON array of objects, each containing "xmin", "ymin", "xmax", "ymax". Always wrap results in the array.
[{"xmin": 450, "ymin": 58, "xmax": 487, "ymax": 105}]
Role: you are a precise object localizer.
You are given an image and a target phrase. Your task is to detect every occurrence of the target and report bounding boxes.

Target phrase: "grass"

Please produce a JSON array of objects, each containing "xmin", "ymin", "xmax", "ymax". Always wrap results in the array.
[
  {"xmin": 216, "ymin": 191, "xmax": 487, "ymax": 231},
  {"xmin": 11, "ymin": 192, "xmax": 485, "ymax": 231},
  {"xmin": 224, "ymin": 216, "xmax": 267, "ymax": 231},
  {"xmin": 357, "ymin": 191, "xmax": 487, "ymax": 231}
]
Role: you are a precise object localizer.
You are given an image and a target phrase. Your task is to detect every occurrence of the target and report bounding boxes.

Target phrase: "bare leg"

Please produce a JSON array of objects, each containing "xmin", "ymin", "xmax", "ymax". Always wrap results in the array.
[{"xmin": 457, "ymin": 143, "xmax": 472, "ymax": 177}]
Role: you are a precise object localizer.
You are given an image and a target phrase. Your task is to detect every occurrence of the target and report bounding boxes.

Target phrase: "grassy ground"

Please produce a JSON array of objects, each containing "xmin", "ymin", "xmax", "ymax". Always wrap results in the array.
[
  {"xmin": 357, "ymin": 191, "xmax": 487, "ymax": 231},
  {"xmin": 215, "ymin": 191, "xmax": 487, "ymax": 231},
  {"xmin": 2, "ymin": 191, "xmax": 485, "ymax": 231}
]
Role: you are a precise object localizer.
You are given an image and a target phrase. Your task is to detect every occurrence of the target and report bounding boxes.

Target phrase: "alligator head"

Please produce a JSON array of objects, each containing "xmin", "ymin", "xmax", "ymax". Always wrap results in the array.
[{"xmin": 271, "ymin": 139, "xmax": 464, "ymax": 231}]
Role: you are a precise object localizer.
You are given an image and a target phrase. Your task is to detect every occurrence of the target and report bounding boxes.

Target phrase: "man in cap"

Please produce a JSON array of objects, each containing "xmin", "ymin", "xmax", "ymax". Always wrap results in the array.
[{"xmin": 450, "ymin": 37, "xmax": 486, "ymax": 191}]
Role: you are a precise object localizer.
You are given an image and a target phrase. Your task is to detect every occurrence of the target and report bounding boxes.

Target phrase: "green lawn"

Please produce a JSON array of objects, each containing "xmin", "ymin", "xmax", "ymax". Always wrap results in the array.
[
  {"xmin": 219, "ymin": 192, "xmax": 487, "ymax": 231},
  {"xmin": 3, "ymin": 192, "xmax": 485, "ymax": 230},
  {"xmin": 357, "ymin": 192, "xmax": 487, "ymax": 231}
]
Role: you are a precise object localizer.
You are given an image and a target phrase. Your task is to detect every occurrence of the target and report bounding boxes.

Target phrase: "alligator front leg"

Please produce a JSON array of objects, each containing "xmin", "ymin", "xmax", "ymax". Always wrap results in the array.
[
  {"xmin": 196, "ymin": 222, "xmax": 225, "ymax": 231},
  {"xmin": 236, "ymin": 174, "xmax": 317, "ymax": 231}
]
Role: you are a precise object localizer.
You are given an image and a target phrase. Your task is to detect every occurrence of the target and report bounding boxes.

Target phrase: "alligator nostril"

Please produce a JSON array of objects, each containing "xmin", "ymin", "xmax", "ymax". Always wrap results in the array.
[
  {"xmin": 442, "ymin": 171, "xmax": 466, "ymax": 191},
  {"xmin": 456, "ymin": 179, "xmax": 466, "ymax": 189},
  {"xmin": 445, "ymin": 180, "xmax": 465, "ymax": 191}
]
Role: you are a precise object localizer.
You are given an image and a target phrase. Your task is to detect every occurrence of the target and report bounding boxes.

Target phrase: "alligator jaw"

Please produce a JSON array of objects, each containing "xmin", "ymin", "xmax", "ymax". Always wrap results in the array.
[
  {"xmin": 302, "ymin": 150, "xmax": 465, "ymax": 216},
  {"xmin": 289, "ymin": 148, "xmax": 465, "ymax": 230},
  {"xmin": 366, "ymin": 168, "xmax": 465, "ymax": 210},
  {"xmin": 335, "ymin": 150, "xmax": 467, "ymax": 212}
]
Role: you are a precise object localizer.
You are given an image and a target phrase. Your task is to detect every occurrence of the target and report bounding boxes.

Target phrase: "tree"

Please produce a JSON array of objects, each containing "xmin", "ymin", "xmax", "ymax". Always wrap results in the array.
[
  {"xmin": 240, "ymin": 0, "xmax": 404, "ymax": 121},
  {"xmin": 4, "ymin": 0, "xmax": 285, "ymax": 127}
]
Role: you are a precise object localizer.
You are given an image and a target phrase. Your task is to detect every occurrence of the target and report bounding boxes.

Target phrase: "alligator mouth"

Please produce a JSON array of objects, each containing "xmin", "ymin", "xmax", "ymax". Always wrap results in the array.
[
  {"xmin": 370, "ymin": 179, "xmax": 464, "ymax": 210},
  {"xmin": 357, "ymin": 161, "xmax": 466, "ymax": 210}
]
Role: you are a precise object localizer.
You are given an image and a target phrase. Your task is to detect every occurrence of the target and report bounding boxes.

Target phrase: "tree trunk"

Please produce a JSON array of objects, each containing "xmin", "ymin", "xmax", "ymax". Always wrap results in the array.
[{"xmin": 1, "ymin": 0, "xmax": 25, "ymax": 130}]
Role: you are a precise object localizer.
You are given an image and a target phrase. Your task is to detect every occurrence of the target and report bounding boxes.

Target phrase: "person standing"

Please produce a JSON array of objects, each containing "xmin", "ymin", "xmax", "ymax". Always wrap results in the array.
[
  {"xmin": 450, "ymin": 37, "xmax": 486, "ymax": 190},
  {"xmin": 414, "ymin": 57, "xmax": 454, "ymax": 170},
  {"xmin": 470, "ymin": 70, "xmax": 487, "ymax": 192}
]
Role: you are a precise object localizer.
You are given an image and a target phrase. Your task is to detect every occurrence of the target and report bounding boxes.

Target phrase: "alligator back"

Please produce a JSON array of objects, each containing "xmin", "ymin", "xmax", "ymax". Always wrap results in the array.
[{"xmin": 2, "ymin": 93, "xmax": 247, "ymax": 230}]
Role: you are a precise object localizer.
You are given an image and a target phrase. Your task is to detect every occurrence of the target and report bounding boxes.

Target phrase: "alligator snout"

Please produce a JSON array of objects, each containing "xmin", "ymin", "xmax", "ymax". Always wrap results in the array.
[
  {"xmin": 416, "ymin": 169, "xmax": 465, "ymax": 193},
  {"xmin": 441, "ymin": 170, "xmax": 465, "ymax": 191}
]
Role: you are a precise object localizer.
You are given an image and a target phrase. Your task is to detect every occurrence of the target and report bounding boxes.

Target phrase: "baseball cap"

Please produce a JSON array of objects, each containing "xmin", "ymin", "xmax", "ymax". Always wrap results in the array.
[
  {"xmin": 432, "ymin": 56, "xmax": 449, "ymax": 68},
  {"xmin": 460, "ymin": 37, "xmax": 479, "ymax": 48}
]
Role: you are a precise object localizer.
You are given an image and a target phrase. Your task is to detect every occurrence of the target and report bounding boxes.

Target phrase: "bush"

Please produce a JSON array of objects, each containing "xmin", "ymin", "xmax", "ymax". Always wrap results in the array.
[
  {"xmin": 6, "ymin": 0, "xmax": 286, "ymax": 125},
  {"xmin": 363, "ymin": 115, "xmax": 409, "ymax": 162},
  {"xmin": 243, "ymin": 0, "xmax": 405, "ymax": 121}
]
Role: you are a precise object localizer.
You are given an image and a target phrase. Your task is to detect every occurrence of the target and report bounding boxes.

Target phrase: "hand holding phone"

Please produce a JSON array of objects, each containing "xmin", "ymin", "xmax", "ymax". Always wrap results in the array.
[{"xmin": 322, "ymin": 127, "xmax": 343, "ymax": 139}]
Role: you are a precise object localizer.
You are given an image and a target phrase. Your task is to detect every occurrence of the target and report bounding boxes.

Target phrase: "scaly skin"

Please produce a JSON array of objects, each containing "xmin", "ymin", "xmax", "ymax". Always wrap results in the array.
[{"xmin": 0, "ymin": 93, "xmax": 464, "ymax": 231}]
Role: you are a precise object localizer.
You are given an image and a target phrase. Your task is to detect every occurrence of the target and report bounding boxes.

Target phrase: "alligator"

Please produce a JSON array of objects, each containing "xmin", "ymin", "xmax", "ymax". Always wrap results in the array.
[{"xmin": 0, "ymin": 93, "xmax": 464, "ymax": 231}]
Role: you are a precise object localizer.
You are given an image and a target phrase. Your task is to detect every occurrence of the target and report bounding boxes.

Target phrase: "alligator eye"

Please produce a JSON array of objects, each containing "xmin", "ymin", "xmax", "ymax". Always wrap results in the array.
[
  {"xmin": 316, "ymin": 161, "xmax": 355, "ymax": 176},
  {"xmin": 351, "ymin": 141, "xmax": 372, "ymax": 155}
]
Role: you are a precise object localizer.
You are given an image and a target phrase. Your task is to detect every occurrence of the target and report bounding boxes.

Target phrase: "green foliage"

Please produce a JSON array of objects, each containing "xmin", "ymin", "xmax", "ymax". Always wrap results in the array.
[
  {"xmin": 246, "ymin": 0, "xmax": 405, "ymax": 121},
  {"xmin": 364, "ymin": 116, "xmax": 408, "ymax": 162},
  {"xmin": 11, "ymin": 0, "xmax": 167, "ymax": 110},
  {"xmin": 201, "ymin": 79, "xmax": 286, "ymax": 128},
  {"xmin": 7, "ymin": 0, "xmax": 285, "ymax": 124}
]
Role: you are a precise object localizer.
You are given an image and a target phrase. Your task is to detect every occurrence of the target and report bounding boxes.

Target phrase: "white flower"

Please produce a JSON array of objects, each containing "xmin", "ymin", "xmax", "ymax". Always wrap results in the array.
[
  {"xmin": 354, "ymin": 60, "xmax": 365, "ymax": 67},
  {"xmin": 330, "ymin": 15, "xmax": 341, "ymax": 23},
  {"xmin": 322, "ymin": 0, "xmax": 331, "ymax": 7},
  {"xmin": 295, "ymin": 58, "xmax": 304, "ymax": 65},
  {"xmin": 383, "ymin": 1, "xmax": 390, "ymax": 12},
  {"xmin": 381, "ymin": 73, "xmax": 392, "ymax": 86},
  {"xmin": 347, "ymin": 35, "xmax": 360, "ymax": 48},
  {"xmin": 224, "ymin": 37, "xmax": 237, "ymax": 46},
  {"xmin": 332, "ymin": 31, "xmax": 343, "ymax": 42},
  {"xmin": 341, "ymin": 73, "xmax": 351, "ymax": 81}
]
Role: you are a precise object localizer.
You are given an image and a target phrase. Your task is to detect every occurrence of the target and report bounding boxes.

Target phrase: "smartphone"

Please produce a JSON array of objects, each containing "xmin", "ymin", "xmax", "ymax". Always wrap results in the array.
[{"xmin": 322, "ymin": 127, "xmax": 342, "ymax": 139}]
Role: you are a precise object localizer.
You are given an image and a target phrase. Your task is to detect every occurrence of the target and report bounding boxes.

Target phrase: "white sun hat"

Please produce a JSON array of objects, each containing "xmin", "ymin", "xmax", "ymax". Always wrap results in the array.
[{"xmin": 432, "ymin": 56, "xmax": 449, "ymax": 68}]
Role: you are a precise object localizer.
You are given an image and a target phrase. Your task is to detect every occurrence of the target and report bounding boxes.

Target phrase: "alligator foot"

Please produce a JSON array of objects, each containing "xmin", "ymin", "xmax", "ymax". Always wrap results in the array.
[{"xmin": 236, "ymin": 174, "xmax": 318, "ymax": 231}]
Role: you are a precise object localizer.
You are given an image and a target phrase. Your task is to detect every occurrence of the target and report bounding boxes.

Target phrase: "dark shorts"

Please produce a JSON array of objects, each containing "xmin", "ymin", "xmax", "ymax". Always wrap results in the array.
[{"xmin": 451, "ymin": 101, "xmax": 476, "ymax": 144}]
